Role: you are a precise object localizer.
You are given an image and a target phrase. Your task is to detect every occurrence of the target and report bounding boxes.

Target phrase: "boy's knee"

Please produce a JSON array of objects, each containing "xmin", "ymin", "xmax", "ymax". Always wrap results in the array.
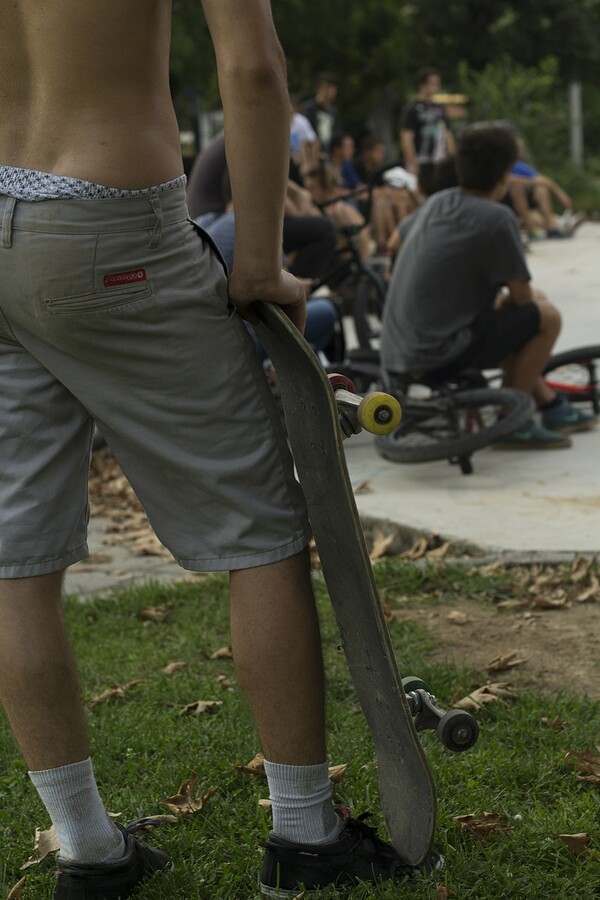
[{"xmin": 538, "ymin": 300, "xmax": 561, "ymax": 332}]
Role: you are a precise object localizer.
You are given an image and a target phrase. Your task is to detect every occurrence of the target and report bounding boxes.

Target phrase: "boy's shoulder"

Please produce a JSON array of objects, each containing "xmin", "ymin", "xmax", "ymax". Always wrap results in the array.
[{"xmin": 433, "ymin": 188, "xmax": 516, "ymax": 224}]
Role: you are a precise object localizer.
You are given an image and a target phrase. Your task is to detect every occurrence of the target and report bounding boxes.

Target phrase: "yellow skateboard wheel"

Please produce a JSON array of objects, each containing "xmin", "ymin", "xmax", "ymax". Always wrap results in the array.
[{"xmin": 357, "ymin": 392, "xmax": 402, "ymax": 435}]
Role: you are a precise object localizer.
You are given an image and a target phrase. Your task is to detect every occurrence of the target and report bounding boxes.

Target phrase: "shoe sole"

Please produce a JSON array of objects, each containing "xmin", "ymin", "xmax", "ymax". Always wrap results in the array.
[
  {"xmin": 259, "ymin": 853, "xmax": 444, "ymax": 898},
  {"xmin": 260, "ymin": 886, "xmax": 318, "ymax": 898},
  {"xmin": 544, "ymin": 421, "xmax": 598, "ymax": 434}
]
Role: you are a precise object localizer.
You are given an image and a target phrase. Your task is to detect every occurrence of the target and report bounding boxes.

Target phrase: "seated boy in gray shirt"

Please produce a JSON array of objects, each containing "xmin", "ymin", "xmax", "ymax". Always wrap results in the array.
[{"xmin": 380, "ymin": 125, "xmax": 595, "ymax": 448}]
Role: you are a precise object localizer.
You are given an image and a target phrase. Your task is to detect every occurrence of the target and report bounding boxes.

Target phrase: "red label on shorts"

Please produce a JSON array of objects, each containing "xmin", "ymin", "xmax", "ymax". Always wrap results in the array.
[{"xmin": 103, "ymin": 268, "xmax": 147, "ymax": 287}]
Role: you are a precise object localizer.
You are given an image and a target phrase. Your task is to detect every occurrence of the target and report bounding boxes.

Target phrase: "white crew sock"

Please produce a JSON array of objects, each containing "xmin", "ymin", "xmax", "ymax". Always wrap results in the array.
[
  {"xmin": 264, "ymin": 759, "xmax": 343, "ymax": 845},
  {"xmin": 29, "ymin": 757, "xmax": 125, "ymax": 863}
]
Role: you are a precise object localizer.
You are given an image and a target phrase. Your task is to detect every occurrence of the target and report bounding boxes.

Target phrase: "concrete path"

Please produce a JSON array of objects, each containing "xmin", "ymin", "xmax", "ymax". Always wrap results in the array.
[{"xmin": 65, "ymin": 224, "xmax": 600, "ymax": 595}]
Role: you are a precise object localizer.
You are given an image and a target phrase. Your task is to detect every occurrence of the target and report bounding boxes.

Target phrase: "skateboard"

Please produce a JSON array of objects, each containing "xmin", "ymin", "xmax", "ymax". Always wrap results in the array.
[{"xmin": 256, "ymin": 302, "xmax": 478, "ymax": 866}]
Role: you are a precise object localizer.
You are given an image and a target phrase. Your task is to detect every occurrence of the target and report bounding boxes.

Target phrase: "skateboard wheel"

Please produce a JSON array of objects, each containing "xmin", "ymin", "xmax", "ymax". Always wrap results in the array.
[
  {"xmin": 357, "ymin": 392, "xmax": 402, "ymax": 435},
  {"xmin": 327, "ymin": 373, "xmax": 357, "ymax": 394},
  {"xmin": 437, "ymin": 709, "xmax": 479, "ymax": 752},
  {"xmin": 401, "ymin": 676, "xmax": 431, "ymax": 694}
]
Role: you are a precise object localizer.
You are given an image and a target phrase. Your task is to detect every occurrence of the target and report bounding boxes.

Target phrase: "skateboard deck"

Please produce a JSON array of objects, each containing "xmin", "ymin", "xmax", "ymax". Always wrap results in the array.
[{"xmin": 256, "ymin": 302, "xmax": 436, "ymax": 866}]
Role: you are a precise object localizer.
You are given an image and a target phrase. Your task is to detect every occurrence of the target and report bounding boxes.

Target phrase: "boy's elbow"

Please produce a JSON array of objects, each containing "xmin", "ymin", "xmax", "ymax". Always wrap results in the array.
[{"xmin": 219, "ymin": 44, "xmax": 286, "ymax": 88}]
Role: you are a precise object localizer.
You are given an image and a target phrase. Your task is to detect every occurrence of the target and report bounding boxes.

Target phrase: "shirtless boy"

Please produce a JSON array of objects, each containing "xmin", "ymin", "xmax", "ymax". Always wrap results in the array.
[{"xmin": 0, "ymin": 2, "xmax": 439, "ymax": 898}]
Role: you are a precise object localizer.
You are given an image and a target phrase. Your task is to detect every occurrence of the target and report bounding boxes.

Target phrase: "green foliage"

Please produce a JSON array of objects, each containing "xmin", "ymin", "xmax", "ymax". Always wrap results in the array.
[{"xmin": 457, "ymin": 56, "xmax": 569, "ymax": 169}]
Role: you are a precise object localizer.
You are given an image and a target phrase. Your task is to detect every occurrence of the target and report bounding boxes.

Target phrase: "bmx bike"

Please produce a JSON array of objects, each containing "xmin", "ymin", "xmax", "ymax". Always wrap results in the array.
[
  {"xmin": 542, "ymin": 344, "xmax": 600, "ymax": 415},
  {"xmin": 328, "ymin": 344, "xmax": 599, "ymax": 475},
  {"xmin": 374, "ymin": 368, "xmax": 534, "ymax": 475}
]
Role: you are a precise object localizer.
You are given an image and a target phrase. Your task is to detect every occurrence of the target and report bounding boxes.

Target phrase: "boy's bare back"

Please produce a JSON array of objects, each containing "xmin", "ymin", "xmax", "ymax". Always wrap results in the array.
[{"xmin": 1, "ymin": 0, "xmax": 183, "ymax": 188}]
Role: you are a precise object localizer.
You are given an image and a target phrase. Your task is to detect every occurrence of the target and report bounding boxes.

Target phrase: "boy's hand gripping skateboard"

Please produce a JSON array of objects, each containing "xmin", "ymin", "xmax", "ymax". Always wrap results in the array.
[{"xmin": 256, "ymin": 302, "xmax": 479, "ymax": 866}]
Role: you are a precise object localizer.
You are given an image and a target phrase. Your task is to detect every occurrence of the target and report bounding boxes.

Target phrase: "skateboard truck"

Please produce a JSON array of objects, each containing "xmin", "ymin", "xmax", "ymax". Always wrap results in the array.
[
  {"xmin": 328, "ymin": 374, "xmax": 402, "ymax": 439},
  {"xmin": 402, "ymin": 677, "xmax": 479, "ymax": 753}
]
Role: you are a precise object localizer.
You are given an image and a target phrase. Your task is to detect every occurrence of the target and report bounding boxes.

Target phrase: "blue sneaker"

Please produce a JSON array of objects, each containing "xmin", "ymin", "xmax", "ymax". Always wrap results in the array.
[
  {"xmin": 493, "ymin": 419, "xmax": 572, "ymax": 450},
  {"xmin": 541, "ymin": 397, "xmax": 597, "ymax": 434}
]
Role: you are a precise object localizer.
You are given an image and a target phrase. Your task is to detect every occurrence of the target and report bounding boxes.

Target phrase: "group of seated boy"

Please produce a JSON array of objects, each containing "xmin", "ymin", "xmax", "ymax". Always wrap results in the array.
[{"xmin": 185, "ymin": 97, "xmax": 596, "ymax": 452}]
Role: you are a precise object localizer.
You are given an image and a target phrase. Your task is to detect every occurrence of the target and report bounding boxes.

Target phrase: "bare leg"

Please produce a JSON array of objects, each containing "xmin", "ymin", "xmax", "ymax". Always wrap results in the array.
[
  {"xmin": 230, "ymin": 547, "xmax": 326, "ymax": 765},
  {"xmin": 370, "ymin": 188, "xmax": 395, "ymax": 247},
  {"xmin": 509, "ymin": 184, "xmax": 535, "ymax": 233},
  {"xmin": 0, "ymin": 571, "xmax": 89, "ymax": 770},
  {"xmin": 533, "ymin": 184, "xmax": 557, "ymax": 231},
  {"xmin": 502, "ymin": 294, "xmax": 561, "ymax": 406}
]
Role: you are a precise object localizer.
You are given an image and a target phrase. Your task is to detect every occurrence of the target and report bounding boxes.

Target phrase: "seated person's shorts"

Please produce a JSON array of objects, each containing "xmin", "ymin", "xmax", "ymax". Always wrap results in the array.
[
  {"xmin": 427, "ymin": 302, "xmax": 541, "ymax": 382},
  {"xmin": 0, "ymin": 188, "xmax": 310, "ymax": 578}
]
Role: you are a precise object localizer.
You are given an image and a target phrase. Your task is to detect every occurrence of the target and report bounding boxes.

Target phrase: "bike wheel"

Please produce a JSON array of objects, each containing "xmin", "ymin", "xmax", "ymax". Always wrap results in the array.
[
  {"xmin": 543, "ymin": 345, "xmax": 600, "ymax": 414},
  {"xmin": 375, "ymin": 387, "xmax": 533, "ymax": 464},
  {"xmin": 352, "ymin": 266, "xmax": 387, "ymax": 350}
]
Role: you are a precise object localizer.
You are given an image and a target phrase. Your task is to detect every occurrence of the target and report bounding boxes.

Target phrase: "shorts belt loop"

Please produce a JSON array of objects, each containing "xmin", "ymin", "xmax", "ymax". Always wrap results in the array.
[
  {"xmin": 149, "ymin": 196, "xmax": 164, "ymax": 249},
  {"xmin": 2, "ymin": 196, "xmax": 17, "ymax": 249}
]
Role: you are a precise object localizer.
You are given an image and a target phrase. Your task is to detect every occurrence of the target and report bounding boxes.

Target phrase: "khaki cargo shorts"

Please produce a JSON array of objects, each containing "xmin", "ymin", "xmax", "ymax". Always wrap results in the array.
[{"xmin": 0, "ymin": 187, "xmax": 310, "ymax": 578}]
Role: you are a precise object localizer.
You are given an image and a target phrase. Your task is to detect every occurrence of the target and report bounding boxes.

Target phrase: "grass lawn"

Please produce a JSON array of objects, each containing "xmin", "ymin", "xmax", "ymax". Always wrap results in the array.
[{"xmin": 1, "ymin": 562, "xmax": 598, "ymax": 899}]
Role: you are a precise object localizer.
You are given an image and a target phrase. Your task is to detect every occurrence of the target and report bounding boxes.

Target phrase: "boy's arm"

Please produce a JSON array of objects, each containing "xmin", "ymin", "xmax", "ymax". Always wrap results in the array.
[
  {"xmin": 504, "ymin": 279, "xmax": 533, "ymax": 306},
  {"xmin": 401, "ymin": 130, "xmax": 417, "ymax": 174},
  {"xmin": 201, "ymin": 0, "xmax": 306, "ymax": 329}
]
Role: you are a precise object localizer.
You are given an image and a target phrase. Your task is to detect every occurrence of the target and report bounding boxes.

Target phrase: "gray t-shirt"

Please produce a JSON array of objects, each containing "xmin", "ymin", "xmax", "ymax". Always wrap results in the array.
[{"xmin": 381, "ymin": 187, "xmax": 530, "ymax": 373}]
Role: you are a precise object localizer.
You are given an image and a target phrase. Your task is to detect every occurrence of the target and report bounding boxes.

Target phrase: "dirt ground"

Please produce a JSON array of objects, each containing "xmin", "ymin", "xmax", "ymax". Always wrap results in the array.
[{"xmin": 398, "ymin": 595, "xmax": 600, "ymax": 700}]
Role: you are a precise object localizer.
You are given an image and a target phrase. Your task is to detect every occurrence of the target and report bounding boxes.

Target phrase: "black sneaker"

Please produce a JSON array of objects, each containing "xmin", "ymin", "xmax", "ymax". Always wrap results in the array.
[
  {"xmin": 259, "ymin": 807, "xmax": 443, "ymax": 898},
  {"xmin": 54, "ymin": 820, "xmax": 173, "ymax": 899}
]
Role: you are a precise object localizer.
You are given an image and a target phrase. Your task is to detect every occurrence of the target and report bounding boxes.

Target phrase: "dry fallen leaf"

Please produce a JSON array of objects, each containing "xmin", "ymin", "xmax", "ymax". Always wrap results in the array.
[
  {"xmin": 164, "ymin": 773, "xmax": 216, "ymax": 816},
  {"xmin": 453, "ymin": 811, "xmax": 511, "ymax": 837},
  {"xmin": 180, "ymin": 700, "xmax": 222, "ymax": 717},
  {"xmin": 216, "ymin": 674, "xmax": 236, "ymax": 689},
  {"xmin": 496, "ymin": 598, "xmax": 528, "ymax": 612},
  {"xmin": 209, "ymin": 645, "xmax": 233, "ymax": 660},
  {"xmin": 163, "ymin": 661, "xmax": 188, "ymax": 676},
  {"xmin": 328, "ymin": 764, "xmax": 348, "ymax": 784},
  {"xmin": 138, "ymin": 604, "xmax": 172, "ymax": 622},
  {"xmin": 428, "ymin": 540, "xmax": 452, "ymax": 559},
  {"xmin": 353, "ymin": 479, "xmax": 373, "ymax": 495},
  {"xmin": 7, "ymin": 876, "xmax": 27, "ymax": 898},
  {"xmin": 447, "ymin": 610, "xmax": 469, "ymax": 626},
  {"xmin": 436, "ymin": 886, "xmax": 451, "ymax": 900},
  {"xmin": 89, "ymin": 680, "xmax": 143, "ymax": 707},
  {"xmin": 564, "ymin": 749, "xmax": 600, "ymax": 784},
  {"xmin": 575, "ymin": 576, "xmax": 600, "ymax": 602},
  {"xmin": 531, "ymin": 593, "xmax": 570, "ymax": 610},
  {"xmin": 478, "ymin": 561, "xmax": 504, "ymax": 576},
  {"xmin": 401, "ymin": 537, "xmax": 430, "ymax": 560},
  {"xmin": 570, "ymin": 554, "xmax": 597, "ymax": 583},
  {"xmin": 540, "ymin": 715, "xmax": 569, "ymax": 733},
  {"xmin": 233, "ymin": 753, "xmax": 266, "ymax": 777},
  {"xmin": 370, "ymin": 529, "xmax": 395, "ymax": 562},
  {"xmin": 485, "ymin": 651, "xmax": 528, "ymax": 673},
  {"xmin": 558, "ymin": 833, "xmax": 591, "ymax": 856},
  {"xmin": 258, "ymin": 798, "xmax": 272, "ymax": 811},
  {"xmin": 20, "ymin": 825, "xmax": 60, "ymax": 869},
  {"xmin": 380, "ymin": 598, "xmax": 396, "ymax": 625},
  {"xmin": 130, "ymin": 815, "xmax": 179, "ymax": 831},
  {"xmin": 454, "ymin": 682, "xmax": 516, "ymax": 712}
]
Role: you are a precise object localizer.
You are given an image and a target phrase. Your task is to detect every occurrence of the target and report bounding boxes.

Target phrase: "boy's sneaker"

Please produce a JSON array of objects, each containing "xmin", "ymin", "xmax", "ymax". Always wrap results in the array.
[
  {"xmin": 493, "ymin": 419, "xmax": 572, "ymax": 450},
  {"xmin": 55, "ymin": 821, "xmax": 172, "ymax": 899},
  {"xmin": 528, "ymin": 228, "xmax": 547, "ymax": 241},
  {"xmin": 259, "ymin": 808, "xmax": 443, "ymax": 898},
  {"xmin": 541, "ymin": 397, "xmax": 597, "ymax": 434}
]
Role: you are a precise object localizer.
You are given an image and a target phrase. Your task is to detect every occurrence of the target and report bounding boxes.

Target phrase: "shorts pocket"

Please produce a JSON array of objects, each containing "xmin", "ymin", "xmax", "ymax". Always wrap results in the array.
[{"xmin": 43, "ymin": 284, "xmax": 152, "ymax": 315}]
